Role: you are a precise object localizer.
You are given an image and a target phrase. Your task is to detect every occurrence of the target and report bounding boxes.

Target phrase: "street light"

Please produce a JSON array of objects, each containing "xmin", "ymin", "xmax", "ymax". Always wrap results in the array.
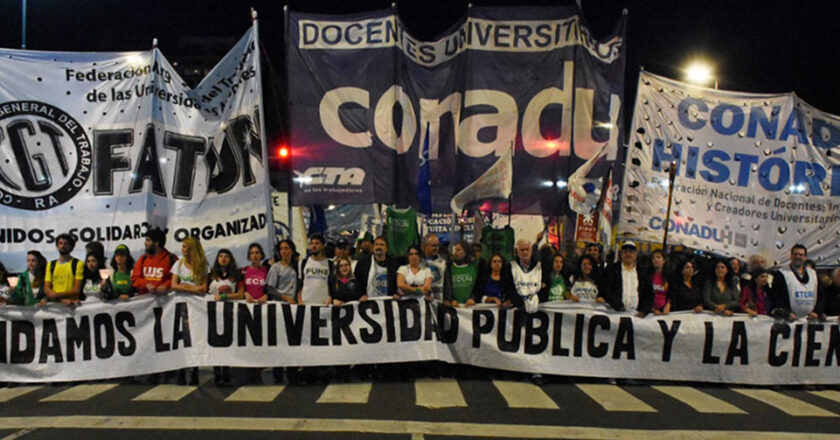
[{"xmin": 684, "ymin": 60, "xmax": 717, "ymax": 89}]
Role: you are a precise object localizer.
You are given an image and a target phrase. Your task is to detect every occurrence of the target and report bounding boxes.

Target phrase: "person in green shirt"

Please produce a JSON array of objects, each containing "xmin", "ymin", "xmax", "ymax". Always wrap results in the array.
[
  {"xmin": 545, "ymin": 253, "xmax": 570, "ymax": 302},
  {"xmin": 9, "ymin": 251, "xmax": 47, "ymax": 306},
  {"xmin": 102, "ymin": 244, "xmax": 137, "ymax": 300},
  {"xmin": 443, "ymin": 241, "xmax": 483, "ymax": 307}
]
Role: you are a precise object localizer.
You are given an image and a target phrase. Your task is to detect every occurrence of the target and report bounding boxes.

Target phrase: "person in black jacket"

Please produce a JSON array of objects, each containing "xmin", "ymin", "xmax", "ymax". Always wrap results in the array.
[
  {"xmin": 470, "ymin": 253, "xmax": 514, "ymax": 307},
  {"xmin": 599, "ymin": 241, "xmax": 653, "ymax": 316},
  {"xmin": 668, "ymin": 259, "xmax": 703, "ymax": 312},
  {"xmin": 815, "ymin": 268, "xmax": 840, "ymax": 320},
  {"xmin": 354, "ymin": 236, "xmax": 399, "ymax": 299},
  {"xmin": 329, "ymin": 257, "xmax": 364, "ymax": 305}
]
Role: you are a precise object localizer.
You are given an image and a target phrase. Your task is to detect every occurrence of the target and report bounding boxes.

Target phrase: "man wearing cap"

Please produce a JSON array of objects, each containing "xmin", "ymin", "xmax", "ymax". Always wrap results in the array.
[
  {"xmin": 131, "ymin": 228, "xmax": 177, "ymax": 295},
  {"xmin": 599, "ymin": 241, "xmax": 653, "ymax": 316},
  {"xmin": 334, "ymin": 238, "xmax": 355, "ymax": 270},
  {"xmin": 421, "ymin": 234, "xmax": 447, "ymax": 301},
  {"xmin": 355, "ymin": 232, "xmax": 374, "ymax": 261},
  {"xmin": 769, "ymin": 244, "xmax": 819, "ymax": 320},
  {"xmin": 106, "ymin": 244, "xmax": 136, "ymax": 299}
]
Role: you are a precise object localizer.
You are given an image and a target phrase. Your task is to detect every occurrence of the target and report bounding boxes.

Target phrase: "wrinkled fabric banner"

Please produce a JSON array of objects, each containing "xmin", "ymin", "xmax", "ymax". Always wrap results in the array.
[
  {"xmin": 0, "ymin": 27, "xmax": 272, "ymax": 272},
  {"xmin": 618, "ymin": 72, "xmax": 840, "ymax": 266},
  {"xmin": 287, "ymin": 7, "xmax": 625, "ymax": 214},
  {"xmin": 1, "ymin": 294, "xmax": 837, "ymax": 385}
]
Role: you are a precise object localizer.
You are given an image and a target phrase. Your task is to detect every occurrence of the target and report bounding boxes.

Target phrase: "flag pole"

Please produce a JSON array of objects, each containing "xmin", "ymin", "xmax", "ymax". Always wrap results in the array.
[
  {"xmin": 661, "ymin": 161, "xmax": 677, "ymax": 250},
  {"xmin": 507, "ymin": 141, "xmax": 513, "ymax": 227}
]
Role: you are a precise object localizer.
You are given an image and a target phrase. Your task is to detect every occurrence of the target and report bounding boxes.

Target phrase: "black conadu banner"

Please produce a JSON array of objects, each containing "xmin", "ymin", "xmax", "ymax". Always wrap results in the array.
[
  {"xmin": 287, "ymin": 6, "xmax": 626, "ymax": 214},
  {"xmin": 1, "ymin": 295, "xmax": 838, "ymax": 384}
]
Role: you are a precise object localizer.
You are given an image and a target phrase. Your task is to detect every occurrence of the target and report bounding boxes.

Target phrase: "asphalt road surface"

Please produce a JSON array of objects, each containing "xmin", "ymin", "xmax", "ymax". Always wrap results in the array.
[{"xmin": 1, "ymin": 368, "xmax": 839, "ymax": 439}]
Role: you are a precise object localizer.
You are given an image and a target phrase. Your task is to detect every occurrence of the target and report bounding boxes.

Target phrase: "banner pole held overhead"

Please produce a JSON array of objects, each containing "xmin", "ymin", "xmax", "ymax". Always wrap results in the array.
[{"xmin": 661, "ymin": 161, "xmax": 677, "ymax": 250}]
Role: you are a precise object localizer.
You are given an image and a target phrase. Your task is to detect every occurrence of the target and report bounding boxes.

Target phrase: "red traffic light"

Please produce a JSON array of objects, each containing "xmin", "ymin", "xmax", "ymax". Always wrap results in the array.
[{"xmin": 277, "ymin": 145, "xmax": 290, "ymax": 159}]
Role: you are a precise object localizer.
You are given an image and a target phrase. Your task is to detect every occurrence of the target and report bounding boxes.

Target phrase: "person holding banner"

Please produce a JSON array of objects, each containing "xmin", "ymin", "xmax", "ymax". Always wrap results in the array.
[
  {"xmin": 668, "ymin": 260, "xmax": 703, "ymax": 313},
  {"xmin": 354, "ymin": 236, "xmax": 399, "ymax": 298},
  {"xmin": 266, "ymin": 240, "xmax": 298, "ymax": 304},
  {"xmin": 474, "ymin": 253, "xmax": 513, "ymax": 307},
  {"xmin": 739, "ymin": 268, "xmax": 771, "ymax": 316},
  {"xmin": 443, "ymin": 241, "xmax": 483, "ymax": 307},
  {"xmin": 329, "ymin": 257, "xmax": 364, "ymax": 305},
  {"xmin": 131, "ymin": 229, "xmax": 177, "ymax": 296},
  {"xmin": 702, "ymin": 260, "xmax": 740, "ymax": 316},
  {"xmin": 43, "ymin": 233, "xmax": 84, "ymax": 306},
  {"xmin": 208, "ymin": 249, "xmax": 245, "ymax": 386},
  {"xmin": 815, "ymin": 269, "xmax": 840, "ymax": 321},
  {"xmin": 297, "ymin": 234, "xmax": 333, "ymax": 305},
  {"xmin": 545, "ymin": 254, "xmax": 570, "ymax": 303},
  {"xmin": 80, "ymin": 253, "xmax": 105, "ymax": 302},
  {"xmin": 510, "ymin": 239, "xmax": 544, "ymax": 313},
  {"xmin": 0, "ymin": 262, "xmax": 12, "ymax": 304},
  {"xmin": 9, "ymin": 251, "xmax": 46, "ymax": 306},
  {"xmin": 422, "ymin": 234, "xmax": 447, "ymax": 301},
  {"xmin": 243, "ymin": 243, "xmax": 269, "ymax": 304},
  {"xmin": 568, "ymin": 255, "xmax": 600, "ymax": 302},
  {"xmin": 600, "ymin": 242, "xmax": 653, "ymax": 317},
  {"xmin": 169, "ymin": 236, "xmax": 208, "ymax": 386},
  {"xmin": 650, "ymin": 251, "xmax": 670, "ymax": 314},
  {"xmin": 101, "ymin": 244, "xmax": 136, "ymax": 300},
  {"xmin": 769, "ymin": 244, "xmax": 819, "ymax": 321},
  {"xmin": 396, "ymin": 245, "xmax": 433, "ymax": 300}
]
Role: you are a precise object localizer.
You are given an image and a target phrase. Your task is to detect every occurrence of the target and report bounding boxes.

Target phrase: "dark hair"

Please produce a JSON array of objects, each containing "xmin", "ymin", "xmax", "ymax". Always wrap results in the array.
[
  {"xmin": 406, "ymin": 244, "xmax": 423, "ymax": 257},
  {"xmin": 144, "ymin": 228, "xmax": 166, "ymax": 247},
  {"xmin": 86, "ymin": 241, "xmax": 105, "ymax": 258},
  {"xmin": 488, "ymin": 252, "xmax": 506, "ymax": 265},
  {"xmin": 110, "ymin": 248, "xmax": 135, "ymax": 273},
  {"xmin": 712, "ymin": 258, "xmax": 734, "ymax": 285},
  {"xmin": 804, "ymin": 259, "xmax": 816, "ymax": 270},
  {"xmin": 308, "ymin": 233, "xmax": 326, "ymax": 245},
  {"xmin": 0, "ymin": 261, "xmax": 8, "ymax": 286},
  {"xmin": 247, "ymin": 242, "xmax": 266, "ymax": 262},
  {"xmin": 210, "ymin": 249, "xmax": 241, "ymax": 282},
  {"xmin": 791, "ymin": 243, "xmax": 807, "ymax": 255},
  {"xmin": 452, "ymin": 240, "xmax": 473, "ymax": 263},
  {"xmin": 276, "ymin": 239, "xmax": 299, "ymax": 269},
  {"xmin": 575, "ymin": 254, "xmax": 599, "ymax": 281},
  {"xmin": 27, "ymin": 251, "xmax": 47, "ymax": 286},
  {"xmin": 56, "ymin": 233, "xmax": 76, "ymax": 248},
  {"xmin": 374, "ymin": 235, "xmax": 388, "ymax": 246},
  {"xmin": 82, "ymin": 252, "xmax": 103, "ymax": 284}
]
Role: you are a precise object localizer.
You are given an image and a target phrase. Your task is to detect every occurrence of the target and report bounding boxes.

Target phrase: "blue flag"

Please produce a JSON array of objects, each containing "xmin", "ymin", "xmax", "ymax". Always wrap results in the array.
[
  {"xmin": 307, "ymin": 205, "xmax": 327, "ymax": 236},
  {"xmin": 416, "ymin": 122, "xmax": 432, "ymax": 216}
]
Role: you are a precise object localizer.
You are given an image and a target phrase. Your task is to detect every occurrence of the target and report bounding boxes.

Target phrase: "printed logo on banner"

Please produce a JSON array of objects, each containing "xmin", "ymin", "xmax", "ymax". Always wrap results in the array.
[
  {"xmin": 294, "ymin": 167, "xmax": 365, "ymax": 194},
  {"xmin": 0, "ymin": 101, "xmax": 92, "ymax": 210}
]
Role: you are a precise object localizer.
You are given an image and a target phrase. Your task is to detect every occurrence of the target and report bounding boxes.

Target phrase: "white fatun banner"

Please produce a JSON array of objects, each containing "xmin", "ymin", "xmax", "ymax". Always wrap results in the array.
[
  {"xmin": 0, "ymin": 27, "xmax": 272, "ymax": 271},
  {"xmin": 618, "ymin": 72, "xmax": 840, "ymax": 266},
  {"xmin": 1, "ymin": 295, "xmax": 837, "ymax": 385}
]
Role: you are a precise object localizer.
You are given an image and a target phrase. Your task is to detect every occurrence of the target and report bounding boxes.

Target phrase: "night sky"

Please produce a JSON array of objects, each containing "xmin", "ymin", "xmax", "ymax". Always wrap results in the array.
[{"xmin": 1, "ymin": 0, "xmax": 839, "ymax": 141}]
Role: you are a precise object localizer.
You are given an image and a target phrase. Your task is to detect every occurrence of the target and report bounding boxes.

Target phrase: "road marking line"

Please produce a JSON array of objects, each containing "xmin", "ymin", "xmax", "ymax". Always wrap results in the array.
[
  {"xmin": 225, "ymin": 386, "xmax": 286, "ymax": 402},
  {"xmin": 575, "ymin": 384, "xmax": 657, "ymax": 412},
  {"xmin": 411, "ymin": 433, "xmax": 424, "ymax": 440},
  {"xmin": 414, "ymin": 379, "xmax": 467, "ymax": 409},
  {"xmin": 732, "ymin": 389, "xmax": 838, "ymax": 417},
  {"xmin": 808, "ymin": 390, "xmax": 840, "ymax": 405},
  {"xmin": 492, "ymin": 381, "xmax": 559, "ymax": 409},
  {"xmin": 0, "ymin": 416, "xmax": 838, "ymax": 439},
  {"xmin": 317, "ymin": 383, "xmax": 372, "ymax": 404},
  {"xmin": 652, "ymin": 386, "xmax": 746, "ymax": 414},
  {"xmin": 0, "ymin": 428, "xmax": 35, "ymax": 440},
  {"xmin": 133, "ymin": 385, "xmax": 199, "ymax": 402},
  {"xmin": 0, "ymin": 387, "xmax": 41, "ymax": 403},
  {"xmin": 39, "ymin": 384, "xmax": 118, "ymax": 402}
]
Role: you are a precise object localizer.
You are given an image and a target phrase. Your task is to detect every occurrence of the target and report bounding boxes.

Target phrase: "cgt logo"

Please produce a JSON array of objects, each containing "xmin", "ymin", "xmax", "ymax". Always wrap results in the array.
[
  {"xmin": 294, "ymin": 167, "xmax": 364, "ymax": 186},
  {"xmin": 0, "ymin": 101, "xmax": 92, "ymax": 210}
]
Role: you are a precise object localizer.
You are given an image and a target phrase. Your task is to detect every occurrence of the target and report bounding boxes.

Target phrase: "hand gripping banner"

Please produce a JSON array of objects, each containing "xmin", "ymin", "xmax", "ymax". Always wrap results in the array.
[
  {"xmin": 0, "ymin": 25, "xmax": 273, "ymax": 272},
  {"xmin": 287, "ymin": 6, "xmax": 626, "ymax": 214}
]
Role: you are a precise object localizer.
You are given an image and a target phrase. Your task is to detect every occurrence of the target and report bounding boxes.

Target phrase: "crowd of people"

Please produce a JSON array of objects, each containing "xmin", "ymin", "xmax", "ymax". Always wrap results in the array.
[{"xmin": 1, "ymin": 227, "xmax": 839, "ymax": 386}]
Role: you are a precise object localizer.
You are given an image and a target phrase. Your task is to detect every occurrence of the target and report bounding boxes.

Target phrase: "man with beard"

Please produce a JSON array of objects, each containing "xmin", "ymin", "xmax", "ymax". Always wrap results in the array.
[
  {"xmin": 443, "ymin": 240, "xmax": 484, "ymax": 306},
  {"xmin": 354, "ymin": 236, "xmax": 399, "ymax": 298},
  {"xmin": 297, "ymin": 234, "xmax": 333, "ymax": 305},
  {"xmin": 770, "ymin": 244, "xmax": 819, "ymax": 320},
  {"xmin": 131, "ymin": 228, "xmax": 177, "ymax": 295},
  {"xmin": 43, "ymin": 233, "xmax": 83, "ymax": 305}
]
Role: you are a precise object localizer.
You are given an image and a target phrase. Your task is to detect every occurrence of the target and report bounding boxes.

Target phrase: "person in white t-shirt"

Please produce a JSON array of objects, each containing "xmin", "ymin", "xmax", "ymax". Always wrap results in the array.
[
  {"xmin": 169, "ymin": 236, "xmax": 208, "ymax": 386},
  {"xmin": 770, "ymin": 244, "xmax": 819, "ymax": 320},
  {"xmin": 396, "ymin": 244, "xmax": 432, "ymax": 300}
]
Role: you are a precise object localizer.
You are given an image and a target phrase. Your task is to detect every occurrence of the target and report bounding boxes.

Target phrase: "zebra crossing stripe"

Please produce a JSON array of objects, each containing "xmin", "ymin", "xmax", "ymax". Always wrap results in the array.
[
  {"xmin": 652, "ymin": 386, "xmax": 746, "ymax": 414},
  {"xmin": 225, "ymin": 386, "xmax": 286, "ymax": 402},
  {"xmin": 133, "ymin": 384, "xmax": 199, "ymax": 402},
  {"xmin": 39, "ymin": 384, "xmax": 118, "ymax": 402},
  {"xmin": 317, "ymin": 383, "xmax": 373, "ymax": 404},
  {"xmin": 492, "ymin": 381, "xmax": 559, "ymax": 409},
  {"xmin": 0, "ymin": 386, "xmax": 41, "ymax": 403},
  {"xmin": 808, "ymin": 390, "xmax": 840, "ymax": 405},
  {"xmin": 575, "ymin": 384, "xmax": 657, "ymax": 412},
  {"xmin": 414, "ymin": 379, "xmax": 467, "ymax": 409},
  {"xmin": 732, "ymin": 389, "xmax": 838, "ymax": 417}
]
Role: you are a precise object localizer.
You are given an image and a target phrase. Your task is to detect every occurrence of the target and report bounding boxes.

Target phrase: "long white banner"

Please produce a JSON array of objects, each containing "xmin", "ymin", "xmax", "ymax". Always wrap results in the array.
[
  {"xmin": 1, "ymin": 295, "xmax": 837, "ymax": 385},
  {"xmin": 618, "ymin": 72, "xmax": 840, "ymax": 267},
  {"xmin": 0, "ymin": 26, "xmax": 272, "ymax": 272}
]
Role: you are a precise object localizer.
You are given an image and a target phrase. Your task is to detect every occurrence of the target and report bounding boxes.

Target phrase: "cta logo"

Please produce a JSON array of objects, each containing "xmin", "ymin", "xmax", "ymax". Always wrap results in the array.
[
  {"xmin": 0, "ymin": 101, "xmax": 91, "ymax": 210},
  {"xmin": 294, "ymin": 167, "xmax": 364, "ymax": 186}
]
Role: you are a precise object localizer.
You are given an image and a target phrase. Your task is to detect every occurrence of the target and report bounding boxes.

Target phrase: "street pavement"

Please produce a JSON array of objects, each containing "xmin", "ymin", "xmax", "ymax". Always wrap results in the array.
[{"xmin": 0, "ymin": 368, "xmax": 839, "ymax": 439}]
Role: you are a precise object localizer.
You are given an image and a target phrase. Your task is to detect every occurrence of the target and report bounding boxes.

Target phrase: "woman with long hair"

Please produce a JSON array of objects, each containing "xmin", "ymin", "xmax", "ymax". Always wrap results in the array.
[
  {"xmin": 443, "ymin": 240, "xmax": 483, "ymax": 307},
  {"xmin": 650, "ymin": 250, "xmax": 670, "ymax": 314},
  {"xmin": 208, "ymin": 249, "xmax": 244, "ymax": 386},
  {"xmin": 329, "ymin": 256, "xmax": 363, "ymax": 305},
  {"xmin": 702, "ymin": 259, "xmax": 739, "ymax": 316},
  {"xmin": 740, "ymin": 267, "xmax": 771, "ymax": 316},
  {"xmin": 170, "ymin": 236, "xmax": 208, "ymax": 386},
  {"xmin": 243, "ymin": 243, "xmax": 269, "ymax": 304},
  {"xmin": 103, "ymin": 244, "xmax": 136, "ymax": 300},
  {"xmin": 395, "ymin": 244, "xmax": 432, "ymax": 299},
  {"xmin": 568, "ymin": 254, "xmax": 600, "ymax": 302},
  {"xmin": 545, "ymin": 253, "xmax": 569, "ymax": 302},
  {"xmin": 0, "ymin": 261, "xmax": 12, "ymax": 304},
  {"xmin": 11, "ymin": 251, "xmax": 46, "ymax": 306},
  {"xmin": 80, "ymin": 252, "xmax": 105, "ymax": 302},
  {"xmin": 668, "ymin": 259, "xmax": 703, "ymax": 312},
  {"xmin": 266, "ymin": 240, "xmax": 298, "ymax": 304},
  {"xmin": 473, "ymin": 253, "xmax": 513, "ymax": 307}
]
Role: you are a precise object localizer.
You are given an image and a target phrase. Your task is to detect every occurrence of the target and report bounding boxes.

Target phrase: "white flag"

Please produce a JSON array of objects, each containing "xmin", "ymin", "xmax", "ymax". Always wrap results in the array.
[
  {"xmin": 568, "ymin": 142, "xmax": 609, "ymax": 215},
  {"xmin": 450, "ymin": 146, "xmax": 513, "ymax": 213}
]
